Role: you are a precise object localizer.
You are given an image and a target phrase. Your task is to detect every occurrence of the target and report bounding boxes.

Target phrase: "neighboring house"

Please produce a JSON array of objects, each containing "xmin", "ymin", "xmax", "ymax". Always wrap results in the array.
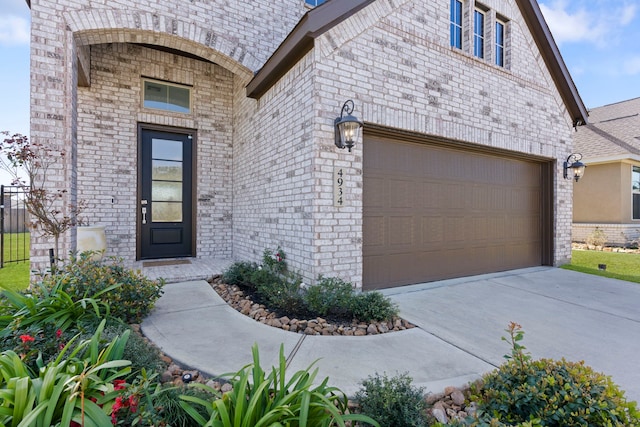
[
  {"xmin": 28, "ymin": 0, "xmax": 587, "ymax": 289},
  {"xmin": 573, "ymin": 97, "xmax": 640, "ymax": 246}
]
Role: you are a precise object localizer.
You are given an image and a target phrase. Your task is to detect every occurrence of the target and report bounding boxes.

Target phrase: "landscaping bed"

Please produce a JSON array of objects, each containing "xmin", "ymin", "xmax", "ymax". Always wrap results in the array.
[{"xmin": 211, "ymin": 277, "xmax": 416, "ymax": 336}]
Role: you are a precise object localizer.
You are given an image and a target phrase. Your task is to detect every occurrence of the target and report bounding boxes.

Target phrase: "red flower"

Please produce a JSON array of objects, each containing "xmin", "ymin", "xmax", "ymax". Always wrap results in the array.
[
  {"xmin": 111, "ymin": 396, "xmax": 124, "ymax": 425},
  {"xmin": 113, "ymin": 379, "xmax": 127, "ymax": 391},
  {"xmin": 56, "ymin": 329, "xmax": 62, "ymax": 338},
  {"xmin": 128, "ymin": 395, "xmax": 138, "ymax": 413},
  {"xmin": 19, "ymin": 334, "xmax": 35, "ymax": 343}
]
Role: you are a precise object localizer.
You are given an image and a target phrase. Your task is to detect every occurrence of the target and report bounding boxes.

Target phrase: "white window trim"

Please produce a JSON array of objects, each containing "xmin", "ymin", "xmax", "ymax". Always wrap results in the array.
[
  {"xmin": 632, "ymin": 165, "xmax": 640, "ymax": 220},
  {"xmin": 473, "ymin": 7, "xmax": 486, "ymax": 59}
]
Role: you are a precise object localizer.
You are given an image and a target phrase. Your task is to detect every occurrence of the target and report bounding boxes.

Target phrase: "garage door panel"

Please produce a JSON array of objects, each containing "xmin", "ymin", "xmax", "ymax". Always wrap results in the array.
[
  {"xmin": 363, "ymin": 176, "xmax": 387, "ymax": 208},
  {"xmin": 388, "ymin": 179, "xmax": 415, "ymax": 208},
  {"xmin": 388, "ymin": 216, "xmax": 415, "ymax": 246},
  {"xmin": 422, "ymin": 182, "xmax": 444, "ymax": 208},
  {"xmin": 363, "ymin": 215, "xmax": 385, "ymax": 249},
  {"xmin": 363, "ymin": 135, "xmax": 549, "ymax": 290},
  {"xmin": 444, "ymin": 216, "xmax": 466, "ymax": 243},
  {"xmin": 445, "ymin": 184, "xmax": 466, "ymax": 210},
  {"xmin": 422, "ymin": 216, "xmax": 444, "ymax": 244}
]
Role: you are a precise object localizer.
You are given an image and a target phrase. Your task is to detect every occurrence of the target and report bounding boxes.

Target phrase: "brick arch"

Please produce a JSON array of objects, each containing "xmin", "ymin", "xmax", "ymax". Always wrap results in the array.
[{"xmin": 64, "ymin": 9, "xmax": 259, "ymax": 79}]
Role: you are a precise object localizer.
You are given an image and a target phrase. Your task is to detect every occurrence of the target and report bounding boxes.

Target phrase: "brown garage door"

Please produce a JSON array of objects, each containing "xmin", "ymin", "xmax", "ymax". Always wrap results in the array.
[{"xmin": 363, "ymin": 134, "xmax": 552, "ymax": 290}]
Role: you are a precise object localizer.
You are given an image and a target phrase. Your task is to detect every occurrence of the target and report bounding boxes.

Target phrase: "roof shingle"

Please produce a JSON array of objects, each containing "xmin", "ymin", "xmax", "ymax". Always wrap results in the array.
[{"xmin": 575, "ymin": 97, "xmax": 640, "ymax": 160}]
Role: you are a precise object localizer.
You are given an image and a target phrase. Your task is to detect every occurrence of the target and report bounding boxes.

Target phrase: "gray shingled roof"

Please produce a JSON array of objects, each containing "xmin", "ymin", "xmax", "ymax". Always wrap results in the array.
[{"xmin": 575, "ymin": 97, "xmax": 640, "ymax": 161}]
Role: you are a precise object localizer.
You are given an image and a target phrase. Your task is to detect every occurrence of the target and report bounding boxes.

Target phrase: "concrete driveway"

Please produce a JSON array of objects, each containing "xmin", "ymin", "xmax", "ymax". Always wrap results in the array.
[{"xmin": 382, "ymin": 267, "xmax": 640, "ymax": 403}]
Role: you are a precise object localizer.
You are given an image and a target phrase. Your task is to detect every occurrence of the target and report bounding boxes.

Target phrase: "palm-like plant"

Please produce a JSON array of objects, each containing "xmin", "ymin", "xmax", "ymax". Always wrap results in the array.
[
  {"xmin": 180, "ymin": 344, "xmax": 379, "ymax": 427},
  {"xmin": 0, "ymin": 319, "xmax": 131, "ymax": 426}
]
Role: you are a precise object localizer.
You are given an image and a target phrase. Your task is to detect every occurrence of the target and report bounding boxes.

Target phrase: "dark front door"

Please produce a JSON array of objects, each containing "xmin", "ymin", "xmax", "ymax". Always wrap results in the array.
[{"xmin": 139, "ymin": 128, "xmax": 194, "ymax": 259}]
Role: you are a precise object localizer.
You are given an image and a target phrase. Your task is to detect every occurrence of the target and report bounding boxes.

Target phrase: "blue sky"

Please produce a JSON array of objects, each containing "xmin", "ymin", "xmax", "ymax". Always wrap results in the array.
[{"xmin": 0, "ymin": 0, "xmax": 639, "ymax": 181}]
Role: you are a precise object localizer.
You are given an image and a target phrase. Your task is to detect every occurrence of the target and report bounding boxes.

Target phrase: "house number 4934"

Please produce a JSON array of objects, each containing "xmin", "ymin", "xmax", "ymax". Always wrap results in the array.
[{"xmin": 334, "ymin": 167, "xmax": 346, "ymax": 207}]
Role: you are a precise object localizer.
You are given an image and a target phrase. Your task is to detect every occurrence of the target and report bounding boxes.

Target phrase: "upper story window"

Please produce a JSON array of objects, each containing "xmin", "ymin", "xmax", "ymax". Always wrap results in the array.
[
  {"xmin": 495, "ymin": 19, "xmax": 505, "ymax": 67},
  {"xmin": 143, "ymin": 79, "xmax": 191, "ymax": 114},
  {"xmin": 633, "ymin": 166, "xmax": 640, "ymax": 220},
  {"xmin": 305, "ymin": 0, "xmax": 326, "ymax": 6},
  {"xmin": 450, "ymin": 0, "xmax": 463, "ymax": 49},
  {"xmin": 473, "ymin": 8, "xmax": 485, "ymax": 58}
]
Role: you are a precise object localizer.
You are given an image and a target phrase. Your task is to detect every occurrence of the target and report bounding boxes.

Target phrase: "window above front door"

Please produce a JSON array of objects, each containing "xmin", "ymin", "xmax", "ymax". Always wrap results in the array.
[{"xmin": 142, "ymin": 79, "xmax": 192, "ymax": 114}]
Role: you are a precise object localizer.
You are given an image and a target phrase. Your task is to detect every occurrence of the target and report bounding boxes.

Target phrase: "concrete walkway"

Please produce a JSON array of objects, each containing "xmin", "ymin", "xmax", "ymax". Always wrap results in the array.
[{"xmin": 141, "ymin": 267, "xmax": 640, "ymax": 402}]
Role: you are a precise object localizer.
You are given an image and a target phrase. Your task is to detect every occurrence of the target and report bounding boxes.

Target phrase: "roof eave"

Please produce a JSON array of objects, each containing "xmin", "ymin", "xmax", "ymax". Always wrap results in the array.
[
  {"xmin": 246, "ymin": 0, "xmax": 375, "ymax": 99},
  {"xmin": 517, "ymin": 0, "xmax": 589, "ymax": 127}
]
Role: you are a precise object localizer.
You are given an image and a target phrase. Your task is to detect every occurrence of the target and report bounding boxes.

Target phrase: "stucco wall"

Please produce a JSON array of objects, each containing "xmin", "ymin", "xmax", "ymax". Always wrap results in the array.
[
  {"xmin": 76, "ymin": 44, "xmax": 234, "ymax": 260},
  {"xmin": 573, "ymin": 162, "xmax": 625, "ymax": 223}
]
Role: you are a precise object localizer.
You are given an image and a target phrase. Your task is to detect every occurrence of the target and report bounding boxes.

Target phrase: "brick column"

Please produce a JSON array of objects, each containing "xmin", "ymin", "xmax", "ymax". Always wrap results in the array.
[{"xmin": 29, "ymin": 0, "xmax": 78, "ymax": 271}]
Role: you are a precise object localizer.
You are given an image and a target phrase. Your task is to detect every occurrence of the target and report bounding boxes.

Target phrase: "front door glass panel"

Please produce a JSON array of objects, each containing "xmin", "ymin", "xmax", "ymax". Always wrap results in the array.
[{"xmin": 151, "ymin": 138, "xmax": 183, "ymax": 222}]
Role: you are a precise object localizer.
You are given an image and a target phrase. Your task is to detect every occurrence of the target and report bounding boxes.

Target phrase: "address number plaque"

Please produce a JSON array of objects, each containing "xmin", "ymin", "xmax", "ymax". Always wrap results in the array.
[{"xmin": 334, "ymin": 167, "xmax": 345, "ymax": 207}]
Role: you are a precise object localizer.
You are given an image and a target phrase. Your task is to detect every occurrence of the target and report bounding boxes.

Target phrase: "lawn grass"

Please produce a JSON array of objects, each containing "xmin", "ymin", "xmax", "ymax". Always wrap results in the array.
[
  {"xmin": 562, "ymin": 249, "xmax": 640, "ymax": 284},
  {"xmin": 0, "ymin": 232, "xmax": 30, "ymax": 291}
]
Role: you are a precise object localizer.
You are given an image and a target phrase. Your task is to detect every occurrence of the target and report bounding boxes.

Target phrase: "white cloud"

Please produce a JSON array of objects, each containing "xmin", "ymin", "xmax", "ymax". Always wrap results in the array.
[
  {"xmin": 539, "ymin": 1, "xmax": 606, "ymax": 45},
  {"xmin": 620, "ymin": 4, "xmax": 637, "ymax": 26},
  {"xmin": 539, "ymin": 0, "xmax": 636, "ymax": 48},
  {"xmin": 0, "ymin": 15, "xmax": 30, "ymax": 46}
]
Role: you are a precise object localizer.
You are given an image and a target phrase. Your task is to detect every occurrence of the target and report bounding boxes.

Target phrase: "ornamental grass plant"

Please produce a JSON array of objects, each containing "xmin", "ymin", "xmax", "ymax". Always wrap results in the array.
[{"xmin": 179, "ymin": 343, "xmax": 380, "ymax": 427}]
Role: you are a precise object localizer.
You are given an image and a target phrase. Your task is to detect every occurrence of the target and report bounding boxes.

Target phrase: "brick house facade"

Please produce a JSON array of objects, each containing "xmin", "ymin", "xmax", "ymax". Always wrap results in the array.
[{"xmin": 28, "ymin": 0, "xmax": 587, "ymax": 289}]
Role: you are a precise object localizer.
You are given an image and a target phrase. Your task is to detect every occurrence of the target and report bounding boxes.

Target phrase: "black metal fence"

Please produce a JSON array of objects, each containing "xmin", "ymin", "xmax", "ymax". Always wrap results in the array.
[{"xmin": 1, "ymin": 185, "xmax": 30, "ymax": 267}]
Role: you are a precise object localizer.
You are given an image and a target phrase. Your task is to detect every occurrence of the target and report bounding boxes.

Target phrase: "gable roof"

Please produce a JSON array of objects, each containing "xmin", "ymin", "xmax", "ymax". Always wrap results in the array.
[
  {"xmin": 246, "ymin": 0, "xmax": 588, "ymax": 127},
  {"xmin": 574, "ymin": 97, "xmax": 640, "ymax": 162}
]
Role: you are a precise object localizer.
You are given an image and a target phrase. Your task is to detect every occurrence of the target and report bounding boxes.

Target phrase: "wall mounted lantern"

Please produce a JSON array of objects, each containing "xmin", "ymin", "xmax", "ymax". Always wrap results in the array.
[
  {"xmin": 334, "ymin": 100, "xmax": 363, "ymax": 152},
  {"xmin": 563, "ymin": 153, "xmax": 586, "ymax": 182}
]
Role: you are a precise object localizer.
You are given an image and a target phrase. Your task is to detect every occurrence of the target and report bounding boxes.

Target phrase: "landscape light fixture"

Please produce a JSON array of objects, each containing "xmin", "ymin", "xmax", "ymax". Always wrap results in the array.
[
  {"xmin": 334, "ymin": 100, "xmax": 363, "ymax": 152},
  {"xmin": 563, "ymin": 153, "xmax": 586, "ymax": 182}
]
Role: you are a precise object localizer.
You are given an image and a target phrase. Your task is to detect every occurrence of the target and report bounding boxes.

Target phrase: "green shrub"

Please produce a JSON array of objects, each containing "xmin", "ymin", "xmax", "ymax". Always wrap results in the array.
[
  {"xmin": 303, "ymin": 276, "xmax": 354, "ymax": 317},
  {"xmin": 224, "ymin": 249, "xmax": 399, "ymax": 323},
  {"xmin": 42, "ymin": 252, "xmax": 165, "ymax": 323},
  {"xmin": 222, "ymin": 261, "xmax": 259, "ymax": 290},
  {"xmin": 246, "ymin": 249, "xmax": 306, "ymax": 314},
  {"xmin": 586, "ymin": 226, "xmax": 607, "ymax": 248},
  {"xmin": 180, "ymin": 343, "xmax": 379, "ymax": 427},
  {"xmin": 249, "ymin": 265, "xmax": 281, "ymax": 292},
  {"xmin": 100, "ymin": 322, "xmax": 167, "ymax": 376},
  {"xmin": 0, "ymin": 322, "xmax": 77, "ymax": 372},
  {"xmin": 0, "ymin": 319, "xmax": 131, "ymax": 427},
  {"xmin": 155, "ymin": 385, "xmax": 211, "ymax": 427},
  {"xmin": 108, "ymin": 370, "xmax": 209, "ymax": 427},
  {"xmin": 0, "ymin": 280, "xmax": 111, "ymax": 334},
  {"xmin": 467, "ymin": 322, "xmax": 640, "ymax": 427},
  {"xmin": 350, "ymin": 291, "xmax": 399, "ymax": 322},
  {"xmin": 254, "ymin": 271, "xmax": 305, "ymax": 314},
  {"xmin": 261, "ymin": 247, "xmax": 287, "ymax": 274},
  {"xmin": 354, "ymin": 372, "xmax": 428, "ymax": 427}
]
